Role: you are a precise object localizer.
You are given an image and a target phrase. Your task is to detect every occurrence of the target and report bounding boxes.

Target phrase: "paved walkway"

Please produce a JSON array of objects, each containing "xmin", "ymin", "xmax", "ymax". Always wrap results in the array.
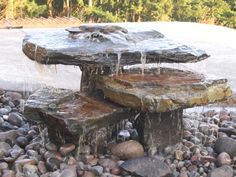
[{"xmin": 0, "ymin": 22, "xmax": 235, "ymax": 93}]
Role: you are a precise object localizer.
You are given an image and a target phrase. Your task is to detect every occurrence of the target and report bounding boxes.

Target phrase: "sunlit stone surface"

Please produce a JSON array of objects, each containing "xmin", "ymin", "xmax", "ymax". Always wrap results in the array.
[{"xmin": 22, "ymin": 25, "xmax": 209, "ymax": 66}]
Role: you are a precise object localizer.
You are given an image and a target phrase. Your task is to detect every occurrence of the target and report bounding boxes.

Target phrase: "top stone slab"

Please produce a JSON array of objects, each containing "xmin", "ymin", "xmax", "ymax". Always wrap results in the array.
[{"xmin": 22, "ymin": 25, "xmax": 209, "ymax": 66}]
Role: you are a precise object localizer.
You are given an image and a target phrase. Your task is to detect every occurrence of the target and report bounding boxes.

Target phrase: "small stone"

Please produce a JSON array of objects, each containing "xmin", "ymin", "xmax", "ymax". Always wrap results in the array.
[
  {"xmin": 111, "ymin": 167, "xmax": 121, "ymax": 175},
  {"xmin": 111, "ymin": 140, "xmax": 144, "ymax": 160},
  {"xmin": 2, "ymin": 170, "xmax": 15, "ymax": 177},
  {"xmin": 81, "ymin": 155, "xmax": 95, "ymax": 164},
  {"xmin": 38, "ymin": 161, "xmax": 47, "ymax": 174},
  {"xmin": 15, "ymin": 159, "xmax": 37, "ymax": 166},
  {"xmin": 5, "ymin": 92, "xmax": 22, "ymax": 102},
  {"xmin": 217, "ymin": 152, "xmax": 231, "ymax": 166},
  {"xmin": 210, "ymin": 165, "xmax": 233, "ymax": 177},
  {"xmin": 91, "ymin": 165, "xmax": 103, "ymax": 175},
  {"xmin": 82, "ymin": 171, "xmax": 96, "ymax": 177},
  {"xmin": 23, "ymin": 164, "xmax": 38, "ymax": 176},
  {"xmin": 0, "ymin": 108, "xmax": 10, "ymax": 116},
  {"xmin": 98, "ymin": 158, "xmax": 118, "ymax": 169},
  {"xmin": 16, "ymin": 136, "xmax": 29, "ymax": 148},
  {"xmin": 60, "ymin": 168, "xmax": 77, "ymax": 177},
  {"xmin": 0, "ymin": 117, "xmax": 4, "ymax": 125},
  {"xmin": 0, "ymin": 162, "xmax": 8, "ymax": 170},
  {"xmin": 175, "ymin": 150, "xmax": 184, "ymax": 160},
  {"xmin": 59, "ymin": 143, "xmax": 75, "ymax": 156},
  {"xmin": 45, "ymin": 142, "xmax": 57, "ymax": 151},
  {"xmin": 46, "ymin": 157, "xmax": 61, "ymax": 171},
  {"xmin": 0, "ymin": 142, "xmax": 11, "ymax": 154},
  {"xmin": 200, "ymin": 156, "xmax": 217, "ymax": 163},
  {"xmin": 7, "ymin": 113, "xmax": 23, "ymax": 127},
  {"xmin": 67, "ymin": 156, "xmax": 77, "ymax": 165}
]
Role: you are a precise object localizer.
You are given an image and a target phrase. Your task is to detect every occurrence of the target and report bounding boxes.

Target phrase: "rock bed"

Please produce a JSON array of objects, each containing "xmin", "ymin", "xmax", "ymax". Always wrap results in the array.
[{"xmin": 0, "ymin": 89, "xmax": 236, "ymax": 177}]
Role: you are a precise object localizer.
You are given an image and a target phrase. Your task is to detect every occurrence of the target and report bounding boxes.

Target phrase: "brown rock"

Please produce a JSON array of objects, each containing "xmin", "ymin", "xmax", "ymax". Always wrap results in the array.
[
  {"xmin": 217, "ymin": 152, "xmax": 231, "ymax": 166},
  {"xmin": 175, "ymin": 150, "xmax": 184, "ymax": 160},
  {"xmin": 15, "ymin": 159, "xmax": 37, "ymax": 166},
  {"xmin": 82, "ymin": 171, "xmax": 96, "ymax": 177},
  {"xmin": 81, "ymin": 155, "xmax": 95, "ymax": 164},
  {"xmin": 59, "ymin": 144, "xmax": 76, "ymax": 156},
  {"xmin": 38, "ymin": 161, "xmax": 47, "ymax": 174},
  {"xmin": 111, "ymin": 140, "xmax": 144, "ymax": 160},
  {"xmin": 111, "ymin": 167, "xmax": 121, "ymax": 175},
  {"xmin": 200, "ymin": 156, "xmax": 217, "ymax": 163}
]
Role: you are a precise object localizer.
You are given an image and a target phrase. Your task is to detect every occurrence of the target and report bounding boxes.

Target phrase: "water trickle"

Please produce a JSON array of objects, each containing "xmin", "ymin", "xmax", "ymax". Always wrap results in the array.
[
  {"xmin": 34, "ymin": 45, "xmax": 38, "ymax": 59},
  {"xmin": 116, "ymin": 52, "xmax": 122, "ymax": 76},
  {"xmin": 157, "ymin": 56, "xmax": 161, "ymax": 75},
  {"xmin": 140, "ymin": 51, "xmax": 146, "ymax": 76}
]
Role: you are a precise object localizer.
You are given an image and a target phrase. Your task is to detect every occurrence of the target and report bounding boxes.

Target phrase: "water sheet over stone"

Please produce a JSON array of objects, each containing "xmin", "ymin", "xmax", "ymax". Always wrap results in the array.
[
  {"xmin": 97, "ymin": 68, "xmax": 232, "ymax": 112},
  {"xmin": 22, "ymin": 25, "xmax": 209, "ymax": 66}
]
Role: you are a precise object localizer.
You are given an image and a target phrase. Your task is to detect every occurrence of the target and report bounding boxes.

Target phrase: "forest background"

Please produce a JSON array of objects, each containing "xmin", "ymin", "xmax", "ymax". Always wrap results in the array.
[{"xmin": 0, "ymin": 0, "xmax": 236, "ymax": 28}]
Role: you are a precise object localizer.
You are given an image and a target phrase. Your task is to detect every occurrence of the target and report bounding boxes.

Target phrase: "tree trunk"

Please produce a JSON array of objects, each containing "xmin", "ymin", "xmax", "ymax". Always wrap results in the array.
[
  {"xmin": 47, "ymin": 0, "xmax": 53, "ymax": 17},
  {"xmin": 6, "ymin": 0, "xmax": 14, "ymax": 19},
  {"xmin": 88, "ymin": 0, "xmax": 93, "ymax": 7}
]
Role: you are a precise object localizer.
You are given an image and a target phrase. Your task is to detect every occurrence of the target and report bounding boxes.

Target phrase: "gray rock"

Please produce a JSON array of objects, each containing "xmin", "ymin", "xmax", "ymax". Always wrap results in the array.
[
  {"xmin": 23, "ymin": 164, "xmax": 38, "ymax": 177},
  {"xmin": 217, "ymin": 152, "xmax": 231, "ymax": 166},
  {"xmin": 120, "ymin": 157, "xmax": 172, "ymax": 177},
  {"xmin": 7, "ymin": 113, "xmax": 23, "ymax": 127},
  {"xmin": 16, "ymin": 136, "xmax": 29, "ymax": 148},
  {"xmin": 215, "ymin": 137, "xmax": 236, "ymax": 157},
  {"xmin": 210, "ymin": 165, "xmax": 233, "ymax": 177},
  {"xmin": 46, "ymin": 157, "xmax": 61, "ymax": 171},
  {"xmin": 59, "ymin": 168, "xmax": 77, "ymax": 177},
  {"xmin": 45, "ymin": 142, "xmax": 57, "ymax": 151},
  {"xmin": 91, "ymin": 165, "xmax": 103, "ymax": 175},
  {"xmin": 0, "ymin": 142, "xmax": 11, "ymax": 154},
  {"xmin": 0, "ymin": 108, "xmax": 9, "ymax": 116},
  {"xmin": 0, "ymin": 117, "xmax": 4, "ymax": 125}
]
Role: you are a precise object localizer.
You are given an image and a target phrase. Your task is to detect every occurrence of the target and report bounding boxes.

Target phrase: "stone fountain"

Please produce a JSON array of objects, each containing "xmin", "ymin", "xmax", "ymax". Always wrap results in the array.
[{"xmin": 22, "ymin": 25, "xmax": 232, "ymax": 153}]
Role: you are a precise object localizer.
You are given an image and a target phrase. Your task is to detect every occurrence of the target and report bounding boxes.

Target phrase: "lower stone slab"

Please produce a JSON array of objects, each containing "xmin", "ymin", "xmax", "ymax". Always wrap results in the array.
[{"xmin": 24, "ymin": 87, "xmax": 130, "ymax": 146}]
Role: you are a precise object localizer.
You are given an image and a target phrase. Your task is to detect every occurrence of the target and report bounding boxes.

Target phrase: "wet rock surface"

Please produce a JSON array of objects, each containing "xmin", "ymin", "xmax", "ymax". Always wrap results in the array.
[
  {"xmin": 22, "ymin": 25, "xmax": 209, "ymax": 66},
  {"xmin": 97, "ymin": 67, "xmax": 232, "ymax": 112},
  {"xmin": 120, "ymin": 157, "xmax": 172, "ymax": 177}
]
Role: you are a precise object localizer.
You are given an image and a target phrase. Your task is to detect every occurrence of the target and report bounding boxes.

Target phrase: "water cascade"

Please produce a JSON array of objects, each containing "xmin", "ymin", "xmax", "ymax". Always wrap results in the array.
[{"xmin": 22, "ymin": 25, "xmax": 232, "ymax": 153}]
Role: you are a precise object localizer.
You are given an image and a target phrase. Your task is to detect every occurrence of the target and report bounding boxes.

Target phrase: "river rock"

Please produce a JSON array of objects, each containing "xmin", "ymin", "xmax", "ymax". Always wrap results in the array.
[
  {"xmin": 45, "ymin": 142, "xmax": 57, "ymax": 151},
  {"xmin": 0, "ymin": 130, "xmax": 18, "ymax": 144},
  {"xmin": 217, "ymin": 152, "xmax": 231, "ymax": 166},
  {"xmin": 0, "ymin": 108, "xmax": 10, "ymax": 116},
  {"xmin": 16, "ymin": 136, "xmax": 29, "ymax": 148},
  {"xmin": 111, "ymin": 140, "xmax": 144, "ymax": 160},
  {"xmin": 82, "ymin": 171, "xmax": 96, "ymax": 177},
  {"xmin": 120, "ymin": 157, "xmax": 172, "ymax": 177},
  {"xmin": 2, "ymin": 170, "xmax": 15, "ymax": 177},
  {"xmin": 59, "ymin": 143, "xmax": 75, "ymax": 156},
  {"xmin": 59, "ymin": 168, "xmax": 77, "ymax": 177},
  {"xmin": 0, "ymin": 142, "xmax": 11, "ymax": 154},
  {"xmin": 5, "ymin": 92, "xmax": 22, "ymax": 102},
  {"xmin": 7, "ymin": 113, "xmax": 23, "ymax": 127},
  {"xmin": 46, "ymin": 157, "xmax": 61, "ymax": 171},
  {"xmin": 98, "ymin": 158, "xmax": 118, "ymax": 169},
  {"xmin": 215, "ymin": 137, "xmax": 236, "ymax": 157},
  {"xmin": 210, "ymin": 165, "xmax": 233, "ymax": 177},
  {"xmin": 23, "ymin": 164, "xmax": 38, "ymax": 176},
  {"xmin": 38, "ymin": 161, "xmax": 47, "ymax": 174}
]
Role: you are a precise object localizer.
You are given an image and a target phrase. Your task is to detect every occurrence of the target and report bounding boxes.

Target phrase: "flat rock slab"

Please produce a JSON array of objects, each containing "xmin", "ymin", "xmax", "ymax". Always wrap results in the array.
[
  {"xmin": 22, "ymin": 25, "xmax": 209, "ymax": 66},
  {"xmin": 24, "ymin": 87, "xmax": 128, "ymax": 136},
  {"xmin": 97, "ymin": 68, "xmax": 232, "ymax": 112},
  {"xmin": 120, "ymin": 157, "xmax": 172, "ymax": 177}
]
